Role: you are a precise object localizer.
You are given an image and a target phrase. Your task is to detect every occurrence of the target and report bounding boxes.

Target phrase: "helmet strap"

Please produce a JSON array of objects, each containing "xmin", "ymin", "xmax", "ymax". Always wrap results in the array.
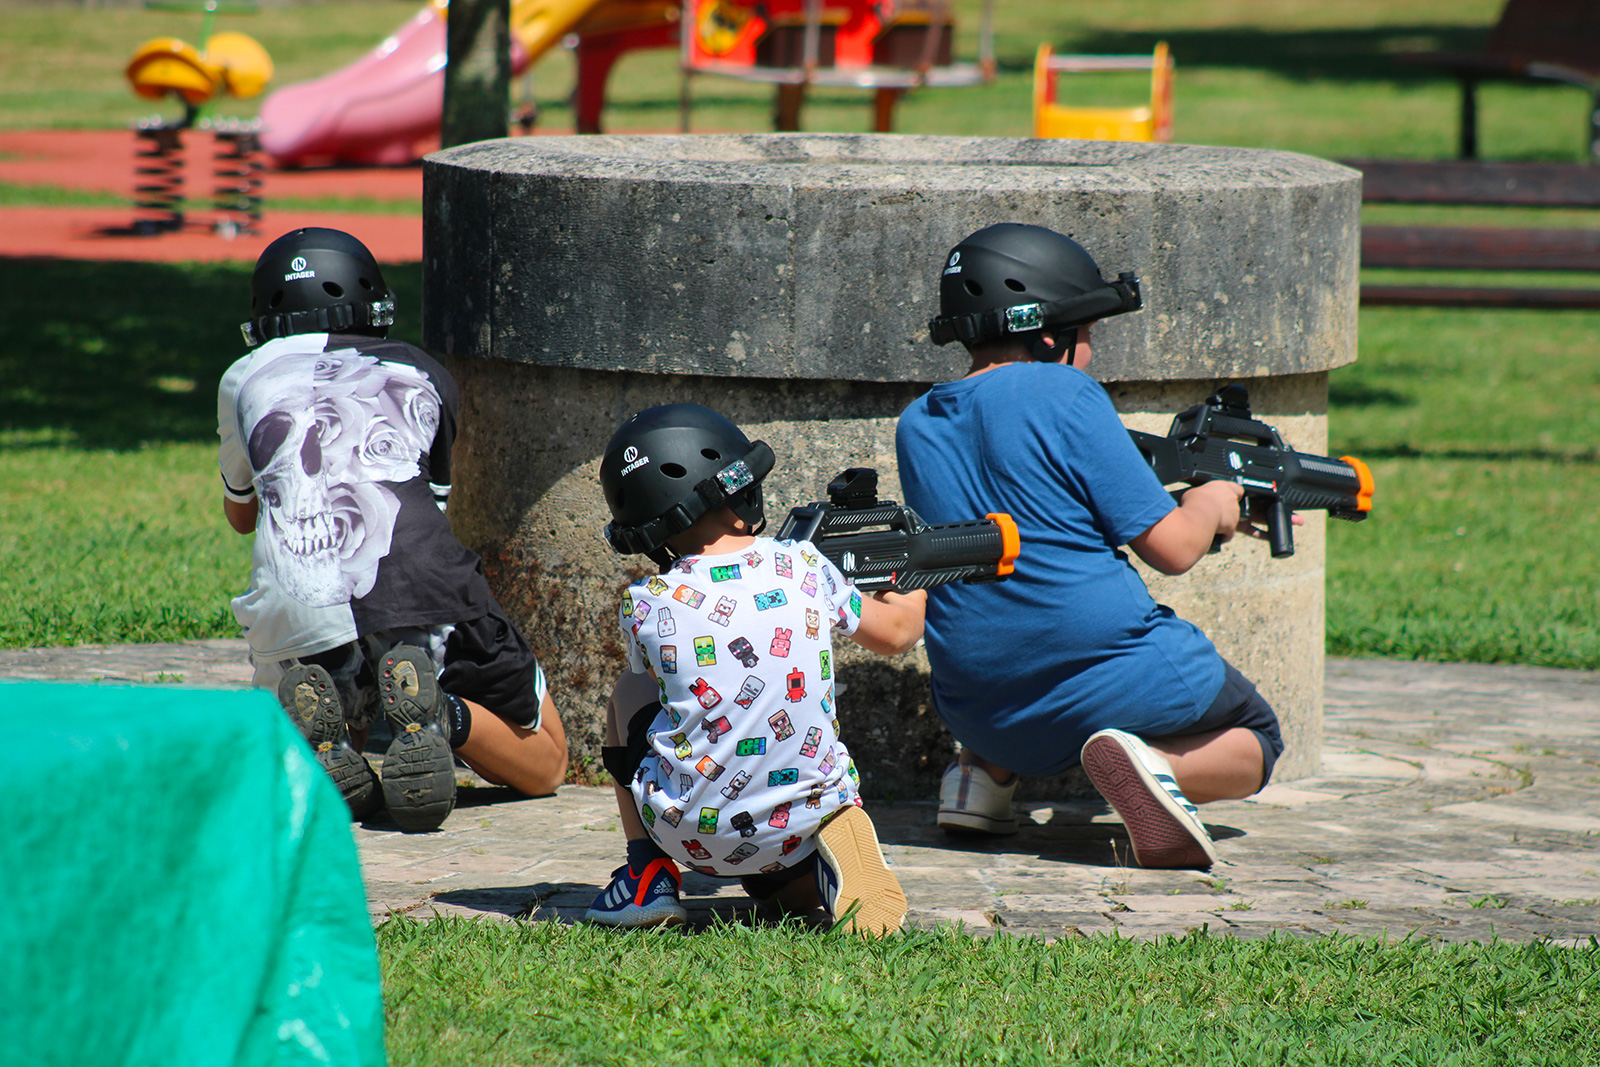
[
  {"xmin": 642, "ymin": 486, "xmax": 764, "ymax": 572},
  {"xmin": 728, "ymin": 486, "xmax": 767, "ymax": 538},
  {"xmin": 1027, "ymin": 327, "xmax": 1077, "ymax": 365},
  {"xmin": 241, "ymin": 297, "xmax": 396, "ymax": 348}
]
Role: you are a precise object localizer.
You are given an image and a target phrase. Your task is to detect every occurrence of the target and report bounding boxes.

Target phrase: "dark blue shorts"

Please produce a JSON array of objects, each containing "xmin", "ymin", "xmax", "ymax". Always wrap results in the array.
[{"xmin": 1159, "ymin": 660, "xmax": 1284, "ymax": 788}]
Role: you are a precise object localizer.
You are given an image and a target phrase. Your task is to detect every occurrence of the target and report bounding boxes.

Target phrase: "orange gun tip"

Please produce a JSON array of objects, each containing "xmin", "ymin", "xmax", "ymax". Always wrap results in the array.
[
  {"xmin": 986, "ymin": 513, "xmax": 1021, "ymax": 575},
  {"xmin": 1340, "ymin": 456, "xmax": 1376, "ymax": 513}
]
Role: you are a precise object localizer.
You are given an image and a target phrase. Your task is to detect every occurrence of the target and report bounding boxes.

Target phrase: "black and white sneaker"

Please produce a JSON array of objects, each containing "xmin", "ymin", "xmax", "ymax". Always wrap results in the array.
[
  {"xmin": 377, "ymin": 645, "xmax": 457, "ymax": 833},
  {"xmin": 1080, "ymin": 728, "xmax": 1217, "ymax": 869},
  {"xmin": 277, "ymin": 662, "xmax": 382, "ymax": 819}
]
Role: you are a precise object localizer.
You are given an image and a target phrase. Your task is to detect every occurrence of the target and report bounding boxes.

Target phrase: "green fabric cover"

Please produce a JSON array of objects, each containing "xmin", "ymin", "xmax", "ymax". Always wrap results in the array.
[{"xmin": 1, "ymin": 682, "xmax": 385, "ymax": 1066}]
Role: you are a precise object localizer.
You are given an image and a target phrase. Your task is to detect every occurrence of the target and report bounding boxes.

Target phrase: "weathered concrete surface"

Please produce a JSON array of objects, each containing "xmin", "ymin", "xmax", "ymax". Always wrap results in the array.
[
  {"xmin": 447, "ymin": 362, "xmax": 1334, "ymax": 794},
  {"xmin": 423, "ymin": 134, "xmax": 1361, "ymax": 793},
  {"xmin": 424, "ymin": 134, "xmax": 1360, "ymax": 384},
  {"xmin": 6, "ymin": 646, "xmax": 1597, "ymax": 944}
]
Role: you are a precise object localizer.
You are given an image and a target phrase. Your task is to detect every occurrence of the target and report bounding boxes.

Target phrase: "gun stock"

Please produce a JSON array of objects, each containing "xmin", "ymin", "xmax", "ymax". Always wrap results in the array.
[
  {"xmin": 1128, "ymin": 384, "xmax": 1375, "ymax": 558},
  {"xmin": 775, "ymin": 469, "xmax": 1020, "ymax": 593}
]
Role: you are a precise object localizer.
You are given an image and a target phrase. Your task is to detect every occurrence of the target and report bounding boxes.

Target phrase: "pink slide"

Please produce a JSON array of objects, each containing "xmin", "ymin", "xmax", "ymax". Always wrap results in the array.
[{"xmin": 260, "ymin": 0, "xmax": 560, "ymax": 168}]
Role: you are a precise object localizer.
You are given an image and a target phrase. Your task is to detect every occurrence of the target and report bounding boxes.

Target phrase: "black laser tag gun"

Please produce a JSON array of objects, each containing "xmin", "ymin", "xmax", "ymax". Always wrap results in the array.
[
  {"xmin": 1127, "ymin": 384, "xmax": 1375, "ymax": 559},
  {"xmin": 774, "ymin": 468, "xmax": 1020, "ymax": 593}
]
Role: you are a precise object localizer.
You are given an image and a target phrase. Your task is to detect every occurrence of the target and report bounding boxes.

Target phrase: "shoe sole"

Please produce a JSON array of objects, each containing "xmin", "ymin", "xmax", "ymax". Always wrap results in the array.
[
  {"xmin": 815, "ymin": 806, "xmax": 908, "ymax": 937},
  {"xmin": 583, "ymin": 903, "xmax": 688, "ymax": 929},
  {"xmin": 278, "ymin": 664, "xmax": 382, "ymax": 819},
  {"xmin": 937, "ymin": 808, "xmax": 1019, "ymax": 836},
  {"xmin": 378, "ymin": 646, "xmax": 457, "ymax": 833},
  {"xmin": 1080, "ymin": 733, "xmax": 1217, "ymax": 869}
]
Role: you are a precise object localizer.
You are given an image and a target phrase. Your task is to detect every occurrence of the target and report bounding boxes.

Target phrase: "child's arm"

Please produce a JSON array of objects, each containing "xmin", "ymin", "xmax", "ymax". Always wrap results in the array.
[
  {"xmin": 223, "ymin": 495, "xmax": 258, "ymax": 534},
  {"xmin": 849, "ymin": 590, "xmax": 928, "ymax": 656},
  {"xmin": 1127, "ymin": 480, "xmax": 1244, "ymax": 575}
]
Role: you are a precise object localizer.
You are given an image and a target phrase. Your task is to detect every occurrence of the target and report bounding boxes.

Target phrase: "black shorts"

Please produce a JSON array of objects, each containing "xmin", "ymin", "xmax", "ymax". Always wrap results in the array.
[
  {"xmin": 439, "ymin": 606, "xmax": 548, "ymax": 730},
  {"xmin": 1159, "ymin": 660, "xmax": 1284, "ymax": 788}
]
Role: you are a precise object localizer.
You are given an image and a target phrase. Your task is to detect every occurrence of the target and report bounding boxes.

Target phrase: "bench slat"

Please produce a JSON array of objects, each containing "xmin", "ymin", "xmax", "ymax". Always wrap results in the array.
[
  {"xmin": 1361, "ymin": 285, "xmax": 1600, "ymax": 309},
  {"xmin": 1363, "ymin": 225, "xmax": 1600, "ymax": 271},
  {"xmin": 1344, "ymin": 160, "xmax": 1600, "ymax": 207}
]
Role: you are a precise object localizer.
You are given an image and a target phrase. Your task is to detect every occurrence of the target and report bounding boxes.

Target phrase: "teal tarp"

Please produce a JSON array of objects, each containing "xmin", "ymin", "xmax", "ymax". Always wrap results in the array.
[{"xmin": 1, "ymin": 682, "xmax": 385, "ymax": 1066}]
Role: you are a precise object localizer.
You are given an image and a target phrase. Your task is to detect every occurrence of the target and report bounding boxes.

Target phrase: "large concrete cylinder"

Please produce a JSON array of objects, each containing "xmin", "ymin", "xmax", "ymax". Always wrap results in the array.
[{"xmin": 423, "ymin": 134, "xmax": 1360, "ymax": 797}]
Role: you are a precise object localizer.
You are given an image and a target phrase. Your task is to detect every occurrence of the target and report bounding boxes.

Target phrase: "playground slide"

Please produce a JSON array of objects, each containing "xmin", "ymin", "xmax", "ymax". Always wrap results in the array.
[{"xmin": 259, "ymin": 0, "xmax": 609, "ymax": 167}]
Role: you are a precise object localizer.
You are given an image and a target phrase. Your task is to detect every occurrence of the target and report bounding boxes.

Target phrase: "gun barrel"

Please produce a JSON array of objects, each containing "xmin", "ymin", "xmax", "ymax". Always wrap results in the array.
[
  {"xmin": 1280, "ymin": 451, "xmax": 1374, "ymax": 519},
  {"xmin": 818, "ymin": 515, "xmax": 1019, "ymax": 592}
]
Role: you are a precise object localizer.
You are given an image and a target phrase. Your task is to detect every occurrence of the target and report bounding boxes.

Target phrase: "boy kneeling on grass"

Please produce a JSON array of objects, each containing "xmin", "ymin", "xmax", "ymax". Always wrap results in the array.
[
  {"xmin": 585, "ymin": 404, "xmax": 926, "ymax": 935},
  {"xmin": 220, "ymin": 227, "xmax": 567, "ymax": 833}
]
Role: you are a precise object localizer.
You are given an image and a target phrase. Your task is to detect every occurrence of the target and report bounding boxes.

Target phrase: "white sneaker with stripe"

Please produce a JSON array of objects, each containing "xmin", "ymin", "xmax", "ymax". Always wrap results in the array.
[{"xmin": 1080, "ymin": 729, "xmax": 1217, "ymax": 869}]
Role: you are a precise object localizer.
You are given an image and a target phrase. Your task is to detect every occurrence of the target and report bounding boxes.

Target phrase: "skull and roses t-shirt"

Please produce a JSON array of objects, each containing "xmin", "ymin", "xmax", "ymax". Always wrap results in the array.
[{"xmin": 217, "ymin": 333, "xmax": 495, "ymax": 660}]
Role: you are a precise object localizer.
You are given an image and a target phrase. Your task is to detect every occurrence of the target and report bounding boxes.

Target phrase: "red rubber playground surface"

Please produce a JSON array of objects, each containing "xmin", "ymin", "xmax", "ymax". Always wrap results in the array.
[{"xmin": 0, "ymin": 129, "xmax": 424, "ymax": 263}]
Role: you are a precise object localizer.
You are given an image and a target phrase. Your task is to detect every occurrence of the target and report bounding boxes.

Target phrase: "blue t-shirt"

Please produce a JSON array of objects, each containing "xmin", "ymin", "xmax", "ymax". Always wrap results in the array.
[{"xmin": 896, "ymin": 362, "xmax": 1225, "ymax": 776}]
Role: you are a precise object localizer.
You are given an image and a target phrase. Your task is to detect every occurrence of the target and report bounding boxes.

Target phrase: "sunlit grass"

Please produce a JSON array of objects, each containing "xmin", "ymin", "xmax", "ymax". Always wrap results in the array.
[{"xmin": 379, "ymin": 918, "xmax": 1600, "ymax": 1067}]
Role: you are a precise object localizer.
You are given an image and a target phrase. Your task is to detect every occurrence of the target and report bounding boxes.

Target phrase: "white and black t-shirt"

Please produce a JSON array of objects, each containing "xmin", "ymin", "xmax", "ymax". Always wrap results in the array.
[
  {"xmin": 620, "ymin": 538, "xmax": 865, "ymax": 878},
  {"xmin": 217, "ymin": 333, "xmax": 495, "ymax": 660}
]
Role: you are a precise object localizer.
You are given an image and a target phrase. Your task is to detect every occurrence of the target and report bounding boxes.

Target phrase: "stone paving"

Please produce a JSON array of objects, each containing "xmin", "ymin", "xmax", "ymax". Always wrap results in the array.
[{"xmin": 6, "ymin": 641, "xmax": 1599, "ymax": 943}]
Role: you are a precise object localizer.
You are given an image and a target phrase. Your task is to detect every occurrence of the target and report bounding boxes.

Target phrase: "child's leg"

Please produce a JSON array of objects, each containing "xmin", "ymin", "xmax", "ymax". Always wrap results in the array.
[
  {"xmin": 584, "ymin": 671, "xmax": 686, "ymax": 928},
  {"xmin": 1150, "ymin": 727, "xmax": 1264, "ymax": 804},
  {"xmin": 455, "ymin": 692, "xmax": 567, "ymax": 797},
  {"xmin": 1148, "ymin": 661, "xmax": 1281, "ymax": 804},
  {"xmin": 431, "ymin": 610, "xmax": 569, "ymax": 797},
  {"xmin": 605, "ymin": 669, "xmax": 657, "ymax": 840},
  {"xmin": 956, "ymin": 748, "xmax": 1016, "ymax": 784}
]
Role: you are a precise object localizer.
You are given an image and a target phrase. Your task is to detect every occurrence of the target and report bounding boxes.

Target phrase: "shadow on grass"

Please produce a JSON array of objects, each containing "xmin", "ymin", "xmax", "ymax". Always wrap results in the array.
[
  {"xmin": 0, "ymin": 256, "xmax": 424, "ymax": 451},
  {"xmin": 1329, "ymin": 379, "xmax": 1413, "ymax": 409}
]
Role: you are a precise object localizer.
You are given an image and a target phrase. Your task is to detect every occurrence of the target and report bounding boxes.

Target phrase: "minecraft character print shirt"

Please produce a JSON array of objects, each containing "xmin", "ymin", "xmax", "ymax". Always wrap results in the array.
[{"xmin": 619, "ymin": 537, "xmax": 864, "ymax": 877}]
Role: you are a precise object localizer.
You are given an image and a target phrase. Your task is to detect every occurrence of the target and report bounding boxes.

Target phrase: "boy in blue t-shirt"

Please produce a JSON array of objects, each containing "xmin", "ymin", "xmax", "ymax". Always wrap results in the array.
[
  {"xmin": 897, "ymin": 223, "xmax": 1285, "ymax": 870},
  {"xmin": 585, "ymin": 403, "xmax": 926, "ymax": 933}
]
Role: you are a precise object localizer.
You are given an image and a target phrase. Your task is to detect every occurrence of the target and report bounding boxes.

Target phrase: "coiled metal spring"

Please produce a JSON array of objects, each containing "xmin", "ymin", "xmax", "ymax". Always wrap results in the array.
[
  {"xmin": 132, "ymin": 121, "xmax": 187, "ymax": 235},
  {"xmin": 208, "ymin": 119, "xmax": 264, "ymax": 238}
]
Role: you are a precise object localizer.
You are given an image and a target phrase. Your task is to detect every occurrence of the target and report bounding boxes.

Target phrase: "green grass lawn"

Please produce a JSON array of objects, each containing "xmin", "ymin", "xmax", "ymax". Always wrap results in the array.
[
  {"xmin": 0, "ymin": 0, "xmax": 1588, "ymax": 159},
  {"xmin": 379, "ymin": 918, "xmax": 1600, "ymax": 1066},
  {"xmin": 0, "ymin": 258, "xmax": 424, "ymax": 648}
]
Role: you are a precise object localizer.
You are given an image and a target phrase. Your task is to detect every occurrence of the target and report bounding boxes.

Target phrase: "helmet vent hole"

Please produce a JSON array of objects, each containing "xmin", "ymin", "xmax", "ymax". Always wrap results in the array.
[
  {"xmin": 359, "ymin": 277, "xmax": 373, "ymax": 291},
  {"xmin": 661, "ymin": 462, "xmax": 688, "ymax": 479},
  {"xmin": 323, "ymin": 282, "xmax": 345, "ymax": 299},
  {"xmin": 963, "ymin": 279, "xmax": 983, "ymax": 297},
  {"xmin": 701, "ymin": 448, "xmax": 722, "ymax": 462},
  {"xmin": 1005, "ymin": 278, "xmax": 1027, "ymax": 292},
  {"xmin": 269, "ymin": 290, "xmax": 284, "ymax": 309}
]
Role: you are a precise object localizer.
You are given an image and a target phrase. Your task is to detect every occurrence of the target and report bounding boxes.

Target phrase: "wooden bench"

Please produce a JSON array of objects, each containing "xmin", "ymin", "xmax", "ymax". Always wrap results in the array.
[
  {"xmin": 1343, "ymin": 159, "xmax": 1600, "ymax": 309},
  {"xmin": 1393, "ymin": 0, "xmax": 1600, "ymax": 161}
]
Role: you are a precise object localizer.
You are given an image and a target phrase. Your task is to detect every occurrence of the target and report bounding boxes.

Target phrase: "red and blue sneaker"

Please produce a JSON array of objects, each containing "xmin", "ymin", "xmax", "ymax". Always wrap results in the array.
[{"xmin": 584, "ymin": 857, "xmax": 689, "ymax": 928}]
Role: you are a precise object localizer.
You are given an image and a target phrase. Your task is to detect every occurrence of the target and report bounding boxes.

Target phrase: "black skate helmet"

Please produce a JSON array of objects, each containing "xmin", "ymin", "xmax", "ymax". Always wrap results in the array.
[
  {"xmin": 600, "ymin": 404, "xmax": 775, "ymax": 568},
  {"xmin": 240, "ymin": 227, "xmax": 396, "ymax": 347},
  {"xmin": 928, "ymin": 223, "xmax": 1141, "ymax": 363}
]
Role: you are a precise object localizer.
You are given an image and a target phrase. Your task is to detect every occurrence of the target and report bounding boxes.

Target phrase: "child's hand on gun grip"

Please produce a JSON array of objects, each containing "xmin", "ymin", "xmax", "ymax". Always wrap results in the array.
[{"xmin": 1180, "ymin": 479, "xmax": 1245, "ymax": 543}]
